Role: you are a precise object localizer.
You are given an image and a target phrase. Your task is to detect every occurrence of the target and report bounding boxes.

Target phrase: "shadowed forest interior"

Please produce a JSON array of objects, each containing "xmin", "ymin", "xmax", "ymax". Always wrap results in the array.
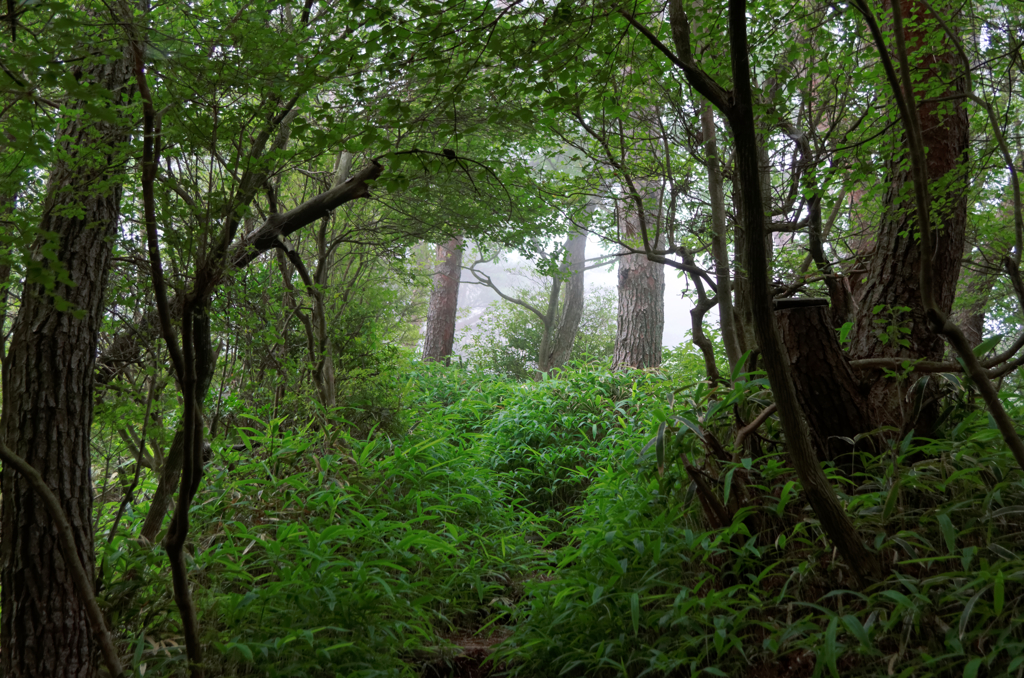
[{"xmin": 3, "ymin": 0, "xmax": 1024, "ymax": 676}]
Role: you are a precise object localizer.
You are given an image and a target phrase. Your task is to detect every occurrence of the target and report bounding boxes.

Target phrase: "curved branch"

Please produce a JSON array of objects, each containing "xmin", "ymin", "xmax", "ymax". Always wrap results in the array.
[{"xmin": 734, "ymin": 403, "xmax": 777, "ymax": 450}]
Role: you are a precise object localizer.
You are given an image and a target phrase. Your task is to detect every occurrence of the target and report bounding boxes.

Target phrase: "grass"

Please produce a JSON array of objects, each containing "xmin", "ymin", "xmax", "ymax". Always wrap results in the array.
[{"xmin": 92, "ymin": 359, "xmax": 1024, "ymax": 677}]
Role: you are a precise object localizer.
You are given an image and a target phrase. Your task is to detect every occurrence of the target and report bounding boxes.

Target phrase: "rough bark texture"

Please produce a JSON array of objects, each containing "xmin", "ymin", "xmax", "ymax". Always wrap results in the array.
[
  {"xmin": 547, "ymin": 228, "xmax": 587, "ymax": 370},
  {"xmin": 776, "ymin": 304, "xmax": 874, "ymax": 470},
  {"xmin": 422, "ymin": 236, "xmax": 463, "ymax": 364},
  {"xmin": 613, "ymin": 189, "xmax": 665, "ymax": 369},
  {"xmin": 848, "ymin": 0, "xmax": 969, "ymax": 428},
  {"xmin": 0, "ymin": 42, "xmax": 134, "ymax": 678}
]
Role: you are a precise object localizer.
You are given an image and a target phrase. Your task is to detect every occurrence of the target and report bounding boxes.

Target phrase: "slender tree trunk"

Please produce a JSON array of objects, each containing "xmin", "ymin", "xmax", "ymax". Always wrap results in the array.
[
  {"xmin": 730, "ymin": 185, "xmax": 759, "ymax": 357},
  {"xmin": 422, "ymin": 236, "xmax": 464, "ymax": 364},
  {"xmin": 949, "ymin": 265, "xmax": 986, "ymax": 350},
  {"xmin": 535, "ymin": 276, "xmax": 561, "ymax": 374},
  {"xmin": 702, "ymin": 104, "xmax": 742, "ymax": 375},
  {"xmin": 0, "ymin": 32, "xmax": 134, "ymax": 677},
  {"xmin": 948, "ymin": 243, "xmax": 1011, "ymax": 351},
  {"xmin": 547, "ymin": 228, "xmax": 587, "ymax": 370},
  {"xmin": 723, "ymin": 0, "xmax": 884, "ymax": 586},
  {"xmin": 613, "ymin": 187, "xmax": 665, "ymax": 369},
  {"xmin": 138, "ymin": 305, "xmax": 216, "ymax": 544}
]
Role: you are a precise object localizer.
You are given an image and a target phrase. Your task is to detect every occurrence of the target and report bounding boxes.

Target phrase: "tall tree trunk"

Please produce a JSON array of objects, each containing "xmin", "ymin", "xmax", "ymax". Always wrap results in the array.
[
  {"xmin": 0, "ymin": 34, "xmax": 134, "ymax": 678},
  {"xmin": 613, "ymin": 187, "xmax": 665, "ymax": 369},
  {"xmin": 546, "ymin": 228, "xmax": 587, "ymax": 370},
  {"xmin": 422, "ymin": 236, "xmax": 464, "ymax": 364},
  {"xmin": 848, "ymin": 0, "xmax": 969, "ymax": 431}
]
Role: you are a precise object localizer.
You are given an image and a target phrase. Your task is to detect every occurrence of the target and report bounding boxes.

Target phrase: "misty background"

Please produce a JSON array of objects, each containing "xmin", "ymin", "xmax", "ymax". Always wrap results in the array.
[{"xmin": 451, "ymin": 235, "xmax": 699, "ymax": 353}]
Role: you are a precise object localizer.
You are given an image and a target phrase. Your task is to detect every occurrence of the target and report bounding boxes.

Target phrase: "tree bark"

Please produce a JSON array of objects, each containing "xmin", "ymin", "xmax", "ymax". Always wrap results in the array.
[
  {"xmin": 848, "ymin": 0, "xmax": 969, "ymax": 429},
  {"xmin": 613, "ymin": 187, "xmax": 665, "ymax": 370},
  {"xmin": 776, "ymin": 303, "xmax": 874, "ymax": 471},
  {"xmin": 422, "ymin": 236, "xmax": 464, "ymax": 364},
  {"xmin": 547, "ymin": 228, "xmax": 587, "ymax": 370},
  {"xmin": 0, "ymin": 33, "xmax": 134, "ymax": 678},
  {"xmin": 725, "ymin": 0, "xmax": 883, "ymax": 586}
]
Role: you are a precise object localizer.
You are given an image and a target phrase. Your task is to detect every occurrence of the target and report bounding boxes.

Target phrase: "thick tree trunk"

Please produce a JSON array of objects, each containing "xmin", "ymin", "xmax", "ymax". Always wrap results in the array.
[
  {"xmin": 848, "ymin": 0, "xmax": 969, "ymax": 430},
  {"xmin": 0, "ymin": 42, "xmax": 133, "ymax": 678},
  {"xmin": 776, "ymin": 303, "xmax": 874, "ymax": 471},
  {"xmin": 547, "ymin": 228, "xmax": 587, "ymax": 370},
  {"xmin": 422, "ymin": 236, "xmax": 464, "ymax": 364},
  {"xmin": 613, "ymin": 188, "xmax": 665, "ymax": 369}
]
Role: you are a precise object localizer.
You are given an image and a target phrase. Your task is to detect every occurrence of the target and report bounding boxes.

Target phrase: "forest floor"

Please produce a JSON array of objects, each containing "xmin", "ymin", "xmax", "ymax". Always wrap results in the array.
[{"xmin": 95, "ymin": 361, "xmax": 1024, "ymax": 677}]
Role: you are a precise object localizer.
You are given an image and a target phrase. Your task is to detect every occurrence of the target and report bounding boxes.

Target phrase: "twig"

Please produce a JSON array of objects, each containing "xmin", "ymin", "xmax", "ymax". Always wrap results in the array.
[{"xmin": 734, "ymin": 403, "xmax": 777, "ymax": 450}]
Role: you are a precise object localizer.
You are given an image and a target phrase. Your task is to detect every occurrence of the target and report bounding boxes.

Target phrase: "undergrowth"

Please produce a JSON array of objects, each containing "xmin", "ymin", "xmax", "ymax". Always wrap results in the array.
[{"xmin": 93, "ymin": 360, "xmax": 1024, "ymax": 678}]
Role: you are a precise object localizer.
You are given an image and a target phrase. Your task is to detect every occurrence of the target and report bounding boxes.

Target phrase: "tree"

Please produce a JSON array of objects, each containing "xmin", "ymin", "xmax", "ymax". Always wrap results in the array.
[
  {"xmin": 461, "ymin": 281, "xmax": 617, "ymax": 379},
  {"xmin": 612, "ymin": 184, "xmax": 665, "ymax": 369},
  {"xmin": 0, "ymin": 2, "xmax": 136, "ymax": 674},
  {"xmin": 845, "ymin": 0, "xmax": 970, "ymax": 433},
  {"xmin": 422, "ymin": 236, "xmax": 465, "ymax": 364},
  {"xmin": 466, "ymin": 232, "xmax": 590, "ymax": 375},
  {"xmin": 545, "ymin": 227, "xmax": 588, "ymax": 370}
]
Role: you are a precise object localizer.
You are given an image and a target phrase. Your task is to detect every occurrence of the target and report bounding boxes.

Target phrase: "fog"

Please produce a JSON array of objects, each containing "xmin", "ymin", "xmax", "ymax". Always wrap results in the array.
[{"xmin": 455, "ymin": 235, "xmax": 701, "ymax": 350}]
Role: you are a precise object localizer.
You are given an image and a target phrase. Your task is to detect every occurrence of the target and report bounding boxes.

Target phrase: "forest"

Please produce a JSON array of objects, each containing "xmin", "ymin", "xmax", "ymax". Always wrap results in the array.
[{"xmin": 2, "ymin": 0, "xmax": 1024, "ymax": 676}]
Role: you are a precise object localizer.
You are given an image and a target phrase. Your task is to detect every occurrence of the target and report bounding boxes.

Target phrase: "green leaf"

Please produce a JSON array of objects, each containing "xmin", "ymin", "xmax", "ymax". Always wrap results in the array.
[
  {"xmin": 962, "ymin": 657, "xmax": 982, "ymax": 678},
  {"xmin": 988, "ymin": 543, "xmax": 1016, "ymax": 561},
  {"xmin": 839, "ymin": 321, "xmax": 854, "ymax": 345},
  {"xmin": 882, "ymin": 480, "xmax": 900, "ymax": 522},
  {"xmin": 655, "ymin": 421, "xmax": 666, "ymax": 477},
  {"xmin": 993, "ymin": 571, "xmax": 1004, "ymax": 615},
  {"xmin": 776, "ymin": 480, "xmax": 797, "ymax": 516},
  {"xmin": 630, "ymin": 592, "xmax": 640, "ymax": 637},
  {"xmin": 677, "ymin": 416, "xmax": 706, "ymax": 442},
  {"xmin": 824, "ymin": 615, "xmax": 840, "ymax": 678},
  {"xmin": 959, "ymin": 585, "xmax": 990, "ymax": 640},
  {"xmin": 723, "ymin": 467, "xmax": 735, "ymax": 509},
  {"xmin": 841, "ymin": 614, "xmax": 874, "ymax": 653},
  {"xmin": 132, "ymin": 632, "xmax": 146, "ymax": 669},
  {"xmin": 972, "ymin": 334, "xmax": 1003, "ymax": 357},
  {"xmin": 937, "ymin": 513, "xmax": 957, "ymax": 554}
]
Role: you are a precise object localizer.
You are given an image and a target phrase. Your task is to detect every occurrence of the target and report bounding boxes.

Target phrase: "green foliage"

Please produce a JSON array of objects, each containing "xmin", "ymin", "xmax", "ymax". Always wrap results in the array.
[
  {"xmin": 97, "ymin": 395, "xmax": 548, "ymax": 677},
  {"xmin": 495, "ymin": 376, "xmax": 1024, "ymax": 678},
  {"xmin": 91, "ymin": 356, "xmax": 1024, "ymax": 678},
  {"xmin": 460, "ymin": 285, "xmax": 617, "ymax": 379}
]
